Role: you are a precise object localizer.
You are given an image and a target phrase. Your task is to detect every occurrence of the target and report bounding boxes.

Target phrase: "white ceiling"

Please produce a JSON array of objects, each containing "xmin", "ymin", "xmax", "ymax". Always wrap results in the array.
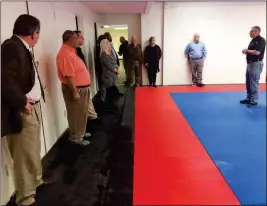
[
  {"xmin": 83, "ymin": 1, "xmax": 265, "ymax": 14},
  {"xmin": 83, "ymin": 2, "xmax": 148, "ymax": 14}
]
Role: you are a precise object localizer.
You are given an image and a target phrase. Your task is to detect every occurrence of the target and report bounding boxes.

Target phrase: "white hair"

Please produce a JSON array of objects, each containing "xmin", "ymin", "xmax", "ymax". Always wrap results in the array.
[{"xmin": 100, "ymin": 39, "xmax": 111, "ymax": 55}]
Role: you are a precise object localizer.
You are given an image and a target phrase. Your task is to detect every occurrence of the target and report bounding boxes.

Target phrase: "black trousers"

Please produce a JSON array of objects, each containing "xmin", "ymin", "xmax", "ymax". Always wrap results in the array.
[
  {"xmin": 147, "ymin": 66, "xmax": 157, "ymax": 85},
  {"xmin": 105, "ymin": 85, "xmax": 120, "ymax": 111}
]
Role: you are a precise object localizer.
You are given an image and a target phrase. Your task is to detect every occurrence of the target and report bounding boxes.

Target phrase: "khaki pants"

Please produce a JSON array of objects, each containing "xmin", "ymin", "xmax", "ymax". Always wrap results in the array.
[
  {"xmin": 88, "ymin": 98, "xmax": 98, "ymax": 120},
  {"xmin": 6, "ymin": 103, "xmax": 42, "ymax": 206},
  {"xmin": 127, "ymin": 60, "xmax": 141, "ymax": 84},
  {"xmin": 62, "ymin": 84, "xmax": 90, "ymax": 143}
]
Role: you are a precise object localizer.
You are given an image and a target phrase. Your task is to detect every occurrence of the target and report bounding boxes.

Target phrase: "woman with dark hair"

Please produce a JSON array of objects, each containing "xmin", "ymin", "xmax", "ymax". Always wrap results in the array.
[{"xmin": 144, "ymin": 37, "xmax": 162, "ymax": 87}]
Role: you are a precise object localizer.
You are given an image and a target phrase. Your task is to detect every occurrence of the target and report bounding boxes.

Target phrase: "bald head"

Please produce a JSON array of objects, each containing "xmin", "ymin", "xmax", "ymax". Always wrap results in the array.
[
  {"xmin": 193, "ymin": 33, "xmax": 200, "ymax": 43},
  {"xmin": 131, "ymin": 36, "xmax": 137, "ymax": 45}
]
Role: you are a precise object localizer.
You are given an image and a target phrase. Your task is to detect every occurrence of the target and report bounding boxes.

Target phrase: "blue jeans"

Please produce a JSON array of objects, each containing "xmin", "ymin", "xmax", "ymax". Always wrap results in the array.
[{"xmin": 246, "ymin": 61, "xmax": 264, "ymax": 103}]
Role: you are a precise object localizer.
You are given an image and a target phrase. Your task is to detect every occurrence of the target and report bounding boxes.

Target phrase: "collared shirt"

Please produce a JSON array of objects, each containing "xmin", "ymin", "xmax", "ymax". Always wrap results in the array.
[
  {"xmin": 185, "ymin": 41, "xmax": 207, "ymax": 59},
  {"xmin": 56, "ymin": 44, "xmax": 91, "ymax": 86},
  {"xmin": 16, "ymin": 36, "xmax": 42, "ymax": 102},
  {"xmin": 246, "ymin": 35, "xmax": 266, "ymax": 63}
]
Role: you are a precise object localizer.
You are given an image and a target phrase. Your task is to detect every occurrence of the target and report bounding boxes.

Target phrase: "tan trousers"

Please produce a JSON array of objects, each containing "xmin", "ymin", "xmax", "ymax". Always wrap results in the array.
[
  {"xmin": 87, "ymin": 98, "xmax": 98, "ymax": 120},
  {"xmin": 6, "ymin": 103, "xmax": 42, "ymax": 206},
  {"xmin": 127, "ymin": 60, "xmax": 141, "ymax": 84},
  {"xmin": 62, "ymin": 84, "xmax": 90, "ymax": 143}
]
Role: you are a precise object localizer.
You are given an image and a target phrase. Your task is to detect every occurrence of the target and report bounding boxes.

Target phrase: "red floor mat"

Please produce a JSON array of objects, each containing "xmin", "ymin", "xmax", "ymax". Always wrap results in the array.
[{"xmin": 133, "ymin": 84, "xmax": 265, "ymax": 205}]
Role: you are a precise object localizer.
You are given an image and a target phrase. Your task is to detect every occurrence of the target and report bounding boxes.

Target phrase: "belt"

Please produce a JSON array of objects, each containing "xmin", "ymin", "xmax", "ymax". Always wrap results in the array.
[
  {"xmin": 190, "ymin": 57, "xmax": 202, "ymax": 60},
  {"xmin": 76, "ymin": 85, "xmax": 90, "ymax": 88},
  {"xmin": 29, "ymin": 101, "xmax": 40, "ymax": 105},
  {"xmin": 247, "ymin": 59, "xmax": 262, "ymax": 64}
]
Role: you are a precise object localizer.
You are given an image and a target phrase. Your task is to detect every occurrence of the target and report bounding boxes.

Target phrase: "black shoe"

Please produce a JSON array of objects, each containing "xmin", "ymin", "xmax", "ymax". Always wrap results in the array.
[
  {"xmin": 197, "ymin": 83, "xmax": 205, "ymax": 87},
  {"xmin": 247, "ymin": 102, "xmax": 258, "ymax": 108},
  {"xmin": 240, "ymin": 99, "xmax": 250, "ymax": 104},
  {"xmin": 153, "ymin": 84, "xmax": 157, "ymax": 88}
]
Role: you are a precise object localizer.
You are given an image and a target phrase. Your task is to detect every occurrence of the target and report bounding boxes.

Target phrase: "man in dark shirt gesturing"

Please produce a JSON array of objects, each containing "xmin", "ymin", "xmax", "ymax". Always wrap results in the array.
[{"xmin": 241, "ymin": 26, "xmax": 265, "ymax": 108}]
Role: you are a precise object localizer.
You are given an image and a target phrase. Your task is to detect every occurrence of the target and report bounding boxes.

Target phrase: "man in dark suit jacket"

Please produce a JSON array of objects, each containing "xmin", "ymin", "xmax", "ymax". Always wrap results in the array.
[
  {"xmin": 1, "ymin": 14, "xmax": 51, "ymax": 206},
  {"xmin": 74, "ymin": 30, "xmax": 86, "ymax": 65}
]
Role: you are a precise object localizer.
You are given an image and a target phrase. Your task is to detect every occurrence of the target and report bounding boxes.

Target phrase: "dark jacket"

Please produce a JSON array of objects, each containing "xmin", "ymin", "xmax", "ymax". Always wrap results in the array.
[
  {"xmin": 118, "ymin": 40, "xmax": 129, "ymax": 59},
  {"xmin": 76, "ymin": 47, "xmax": 86, "ymax": 65},
  {"xmin": 144, "ymin": 44, "xmax": 162, "ymax": 70},
  {"xmin": 127, "ymin": 43, "xmax": 142, "ymax": 64},
  {"xmin": 1, "ymin": 35, "xmax": 35, "ymax": 137}
]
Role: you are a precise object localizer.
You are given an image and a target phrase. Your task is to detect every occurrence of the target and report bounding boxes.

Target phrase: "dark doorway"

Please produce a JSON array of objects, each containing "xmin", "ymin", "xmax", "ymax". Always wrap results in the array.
[
  {"xmin": 75, "ymin": 16, "xmax": 79, "ymax": 31},
  {"xmin": 94, "ymin": 22, "xmax": 99, "ymax": 90}
]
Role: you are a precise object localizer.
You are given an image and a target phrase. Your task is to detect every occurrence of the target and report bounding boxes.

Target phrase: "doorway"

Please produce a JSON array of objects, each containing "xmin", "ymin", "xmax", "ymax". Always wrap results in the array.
[{"xmin": 102, "ymin": 24, "xmax": 129, "ymax": 85}]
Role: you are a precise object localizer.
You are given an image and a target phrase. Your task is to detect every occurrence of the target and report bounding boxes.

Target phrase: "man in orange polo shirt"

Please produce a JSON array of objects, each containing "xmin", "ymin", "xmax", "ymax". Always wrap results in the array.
[{"xmin": 56, "ymin": 30, "xmax": 91, "ymax": 146}]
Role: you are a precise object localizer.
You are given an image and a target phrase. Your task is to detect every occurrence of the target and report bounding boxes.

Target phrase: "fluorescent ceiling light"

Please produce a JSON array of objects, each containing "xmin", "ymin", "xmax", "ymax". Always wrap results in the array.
[
  {"xmin": 102, "ymin": 25, "xmax": 110, "ymax": 28},
  {"xmin": 113, "ymin": 27, "xmax": 128, "ymax": 30}
]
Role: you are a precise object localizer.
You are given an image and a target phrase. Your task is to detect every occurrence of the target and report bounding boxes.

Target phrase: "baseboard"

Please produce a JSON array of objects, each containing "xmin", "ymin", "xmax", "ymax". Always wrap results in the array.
[
  {"xmin": 141, "ymin": 83, "xmax": 266, "ymax": 87},
  {"xmin": 41, "ymin": 128, "xmax": 69, "ymax": 171}
]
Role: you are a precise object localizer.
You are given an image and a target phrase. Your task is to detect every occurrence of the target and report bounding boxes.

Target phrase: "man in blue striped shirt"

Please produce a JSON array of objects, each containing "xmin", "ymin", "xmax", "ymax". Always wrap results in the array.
[{"xmin": 185, "ymin": 33, "xmax": 207, "ymax": 87}]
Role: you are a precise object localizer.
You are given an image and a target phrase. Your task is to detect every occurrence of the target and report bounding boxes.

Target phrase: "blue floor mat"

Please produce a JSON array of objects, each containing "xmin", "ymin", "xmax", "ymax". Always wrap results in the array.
[{"xmin": 171, "ymin": 91, "xmax": 266, "ymax": 205}]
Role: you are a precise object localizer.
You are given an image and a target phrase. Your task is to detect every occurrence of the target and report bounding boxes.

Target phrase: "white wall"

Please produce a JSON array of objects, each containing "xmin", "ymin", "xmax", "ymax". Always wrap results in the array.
[
  {"xmin": 0, "ymin": 2, "xmax": 100, "ymax": 205},
  {"xmin": 141, "ymin": 2, "xmax": 164, "ymax": 85},
  {"xmin": 163, "ymin": 2, "xmax": 266, "ymax": 85},
  {"xmin": 101, "ymin": 14, "xmax": 141, "ymax": 44}
]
